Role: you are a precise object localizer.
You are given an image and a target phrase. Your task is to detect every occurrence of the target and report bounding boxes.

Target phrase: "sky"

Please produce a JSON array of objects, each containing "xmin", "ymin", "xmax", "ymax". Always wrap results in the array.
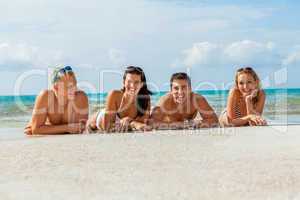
[{"xmin": 0, "ymin": 0, "xmax": 300, "ymax": 95}]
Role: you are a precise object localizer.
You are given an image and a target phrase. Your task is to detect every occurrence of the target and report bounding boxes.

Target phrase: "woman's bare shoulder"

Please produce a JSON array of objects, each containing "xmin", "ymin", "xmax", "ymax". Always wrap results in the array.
[
  {"xmin": 259, "ymin": 89, "xmax": 265, "ymax": 95},
  {"xmin": 229, "ymin": 87, "xmax": 239, "ymax": 95},
  {"xmin": 258, "ymin": 89, "xmax": 266, "ymax": 99},
  {"xmin": 108, "ymin": 89, "xmax": 123, "ymax": 96},
  {"xmin": 227, "ymin": 88, "xmax": 240, "ymax": 99},
  {"xmin": 106, "ymin": 90, "xmax": 124, "ymax": 104}
]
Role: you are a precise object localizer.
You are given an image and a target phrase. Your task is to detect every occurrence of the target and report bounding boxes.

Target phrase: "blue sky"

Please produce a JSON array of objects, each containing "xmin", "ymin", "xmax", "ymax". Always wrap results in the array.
[{"xmin": 0, "ymin": 0, "xmax": 299, "ymax": 95}]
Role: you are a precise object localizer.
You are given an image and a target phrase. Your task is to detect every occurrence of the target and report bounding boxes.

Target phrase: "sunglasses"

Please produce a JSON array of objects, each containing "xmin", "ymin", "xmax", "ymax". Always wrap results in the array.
[
  {"xmin": 57, "ymin": 66, "xmax": 73, "ymax": 75},
  {"xmin": 237, "ymin": 67, "xmax": 253, "ymax": 72},
  {"xmin": 126, "ymin": 66, "xmax": 143, "ymax": 72},
  {"xmin": 52, "ymin": 66, "xmax": 74, "ymax": 84}
]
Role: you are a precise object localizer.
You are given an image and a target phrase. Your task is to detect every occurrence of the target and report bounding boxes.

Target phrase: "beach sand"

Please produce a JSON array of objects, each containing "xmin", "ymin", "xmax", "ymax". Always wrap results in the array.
[{"xmin": 0, "ymin": 125, "xmax": 300, "ymax": 200}]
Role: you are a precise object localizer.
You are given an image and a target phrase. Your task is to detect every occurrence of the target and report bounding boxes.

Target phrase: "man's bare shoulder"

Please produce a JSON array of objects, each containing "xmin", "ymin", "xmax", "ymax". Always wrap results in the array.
[
  {"xmin": 38, "ymin": 89, "xmax": 53, "ymax": 96},
  {"xmin": 36, "ymin": 89, "xmax": 54, "ymax": 101},
  {"xmin": 192, "ymin": 92, "xmax": 207, "ymax": 102},
  {"xmin": 75, "ymin": 90, "xmax": 88, "ymax": 99},
  {"xmin": 32, "ymin": 89, "xmax": 56, "ymax": 109},
  {"xmin": 157, "ymin": 92, "xmax": 173, "ymax": 106}
]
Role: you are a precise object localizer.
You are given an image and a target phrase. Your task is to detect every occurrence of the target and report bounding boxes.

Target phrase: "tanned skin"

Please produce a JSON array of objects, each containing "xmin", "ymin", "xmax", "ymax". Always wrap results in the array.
[
  {"xmin": 24, "ymin": 74, "xmax": 88, "ymax": 135},
  {"xmin": 151, "ymin": 79, "xmax": 219, "ymax": 129},
  {"xmin": 221, "ymin": 73, "xmax": 266, "ymax": 127},
  {"xmin": 87, "ymin": 73, "xmax": 152, "ymax": 133}
]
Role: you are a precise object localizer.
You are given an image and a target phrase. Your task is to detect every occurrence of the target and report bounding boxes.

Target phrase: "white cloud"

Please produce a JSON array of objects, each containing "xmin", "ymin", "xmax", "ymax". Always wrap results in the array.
[
  {"xmin": 175, "ymin": 40, "xmax": 281, "ymax": 68},
  {"xmin": 282, "ymin": 50, "xmax": 300, "ymax": 66},
  {"xmin": 1, "ymin": 0, "xmax": 299, "ymax": 93},
  {"xmin": 182, "ymin": 42, "xmax": 221, "ymax": 67},
  {"xmin": 0, "ymin": 0, "xmax": 280, "ymax": 70},
  {"xmin": 224, "ymin": 40, "xmax": 278, "ymax": 66},
  {"xmin": 0, "ymin": 42, "xmax": 65, "ymax": 69}
]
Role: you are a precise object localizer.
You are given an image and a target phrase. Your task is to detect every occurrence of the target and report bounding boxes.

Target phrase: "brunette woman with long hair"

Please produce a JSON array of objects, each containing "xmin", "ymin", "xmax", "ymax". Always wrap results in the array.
[{"xmin": 88, "ymin": 66, "xmax": 152, "ymax": 132}]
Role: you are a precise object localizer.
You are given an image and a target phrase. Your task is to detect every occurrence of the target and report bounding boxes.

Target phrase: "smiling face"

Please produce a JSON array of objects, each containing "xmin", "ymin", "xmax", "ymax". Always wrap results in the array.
[
  {"xmin": 123, "ymin": 73, "xmax": 143, "ymax": 96},
  {"xmin": 237, "ymin": 73, "xmax": 258, "ymax": 96},
  {"xmin": 54, "ymin": 73, "xmax": 77, "ymax": 100},
  {"xmin": 171, "ymin": 79, "xmax": 191, "ymax": 104}
]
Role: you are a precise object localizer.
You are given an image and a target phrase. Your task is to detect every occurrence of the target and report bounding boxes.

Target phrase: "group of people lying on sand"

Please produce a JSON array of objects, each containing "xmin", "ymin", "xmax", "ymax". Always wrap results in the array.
[{"xmin": 24, "ymin": 65, "xmax": 267, "ymax": 135}]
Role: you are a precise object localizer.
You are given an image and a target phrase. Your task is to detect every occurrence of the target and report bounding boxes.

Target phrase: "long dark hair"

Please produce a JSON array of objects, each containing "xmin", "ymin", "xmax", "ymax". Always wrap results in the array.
[{"xmin": 121, "ymin": 66, "xmax": 152, "ymax": 117}]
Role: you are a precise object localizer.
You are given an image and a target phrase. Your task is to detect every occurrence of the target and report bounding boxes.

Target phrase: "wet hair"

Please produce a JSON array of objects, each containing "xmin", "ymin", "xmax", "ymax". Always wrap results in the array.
[
  {"xmin": 121, "ymin": 66, "xmax": 152, "ymax": 117},
  {"xmin": 170, "ymin": 72, "xmax": 191, "ymax": 89},
  {"xmin": 235, "ymin": 67, "xmax": 261, "ymax": 104}
]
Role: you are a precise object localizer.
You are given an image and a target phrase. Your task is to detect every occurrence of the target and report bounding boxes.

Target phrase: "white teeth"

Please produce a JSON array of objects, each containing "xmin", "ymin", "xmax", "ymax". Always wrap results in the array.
[{"xmin": 177, "ymin": 97, "xmax": 184, "ymax": 102}]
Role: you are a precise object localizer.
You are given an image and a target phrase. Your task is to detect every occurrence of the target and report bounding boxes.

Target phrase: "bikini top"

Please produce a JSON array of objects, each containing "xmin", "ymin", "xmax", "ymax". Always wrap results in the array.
[{"xmin": 233, "ymin": 98, "xmax": 243, "ymax": 119}]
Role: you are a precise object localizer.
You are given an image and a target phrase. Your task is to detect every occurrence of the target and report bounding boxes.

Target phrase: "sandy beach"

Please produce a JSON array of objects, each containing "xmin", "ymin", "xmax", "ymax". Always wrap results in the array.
[{"xmin": 0, "ymin": 125, "xmax": 300, "ymax": 200}]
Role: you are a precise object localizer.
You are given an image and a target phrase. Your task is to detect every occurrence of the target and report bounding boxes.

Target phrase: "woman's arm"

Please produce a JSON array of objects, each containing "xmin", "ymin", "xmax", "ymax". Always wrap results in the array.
[
  {"xmin": 101, "ymin": 90, "xmax": 119, "ymax": 131},
  {"xmin": 227, "ymin": 89, "xmax": 266, "ymax": 126},
  {"xmin": 253, "ymin": 90, "xmax": 266, "ymax": 115}
]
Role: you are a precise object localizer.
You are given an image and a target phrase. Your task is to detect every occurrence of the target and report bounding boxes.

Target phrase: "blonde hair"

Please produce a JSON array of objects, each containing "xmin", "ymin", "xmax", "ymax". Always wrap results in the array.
[
  {"xmin": 235, "ymin": 67, "xmax": 261, "ymax": 104},
  {"xmin": 51, "ymin": 65, "xmax": 76, "ymax": 84},
  {"xmin": 235, "ymin": 67, "xmax": 261, "ymax": 88}
]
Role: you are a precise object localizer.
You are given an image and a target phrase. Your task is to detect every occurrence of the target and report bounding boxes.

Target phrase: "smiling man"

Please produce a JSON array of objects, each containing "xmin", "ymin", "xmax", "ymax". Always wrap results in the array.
[
  {"xmin": 24, "ymin": 66, "xmax": 89, "ymax": 135},
  {"xmin": 151, "ymin": 72, "xmax": 219, "ymax": 129}
]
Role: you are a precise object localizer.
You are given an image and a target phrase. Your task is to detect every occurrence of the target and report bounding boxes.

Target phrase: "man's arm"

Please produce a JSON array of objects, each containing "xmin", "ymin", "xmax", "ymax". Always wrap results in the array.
[
  {"xmin": 195, "ymin": 94, "xmax": 219, "ymax": 127},
  {"xmin": 73, "ymin": 91, "xmax": 89, "ymax": 123},
  {"xmin": 26, "ymin": 90, "xmax": 82, "ymax": 135}
]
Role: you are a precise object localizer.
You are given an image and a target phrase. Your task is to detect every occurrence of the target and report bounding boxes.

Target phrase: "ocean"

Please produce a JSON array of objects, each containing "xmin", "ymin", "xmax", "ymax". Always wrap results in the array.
[{"xmin": 0, "ymin": 88, "xmax": 300, "ymax": 128}]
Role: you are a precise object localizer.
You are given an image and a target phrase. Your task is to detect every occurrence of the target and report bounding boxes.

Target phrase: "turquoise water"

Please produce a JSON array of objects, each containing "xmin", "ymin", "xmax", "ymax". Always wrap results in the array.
[{"xmin": 1, "ymin": 88, "xmax": 300, "ymax": 127}]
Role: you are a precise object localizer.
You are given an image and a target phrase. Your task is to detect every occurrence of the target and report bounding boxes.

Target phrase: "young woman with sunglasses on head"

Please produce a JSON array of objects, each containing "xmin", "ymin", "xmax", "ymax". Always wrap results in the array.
[
  {"xmin": 219, "ymin": 67, "xmax": 267, "ymax": 127},
  {"xmin": 87, "ymin": 66, "xmax": 152, "ymax": 132},
  {"xmin": 24, "ymin": 66, "xmax": 89, "ymax": 135}
]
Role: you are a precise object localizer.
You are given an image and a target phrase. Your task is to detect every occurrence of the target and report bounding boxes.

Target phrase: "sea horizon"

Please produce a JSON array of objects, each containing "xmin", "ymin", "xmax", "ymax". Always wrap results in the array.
[
  {"xmin": 1, "ymin": 88, "xmax": 300, "ymax": 128},
  {"xmin": 1, "ymin": 87, "xmax": 299, "ymax": 97}
]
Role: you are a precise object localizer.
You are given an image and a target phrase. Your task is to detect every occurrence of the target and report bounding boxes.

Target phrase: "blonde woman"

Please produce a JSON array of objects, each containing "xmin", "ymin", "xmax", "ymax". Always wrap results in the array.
[{"xmin": 219, "ymin": 67, "xmax": 267, "ymax": 127}]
